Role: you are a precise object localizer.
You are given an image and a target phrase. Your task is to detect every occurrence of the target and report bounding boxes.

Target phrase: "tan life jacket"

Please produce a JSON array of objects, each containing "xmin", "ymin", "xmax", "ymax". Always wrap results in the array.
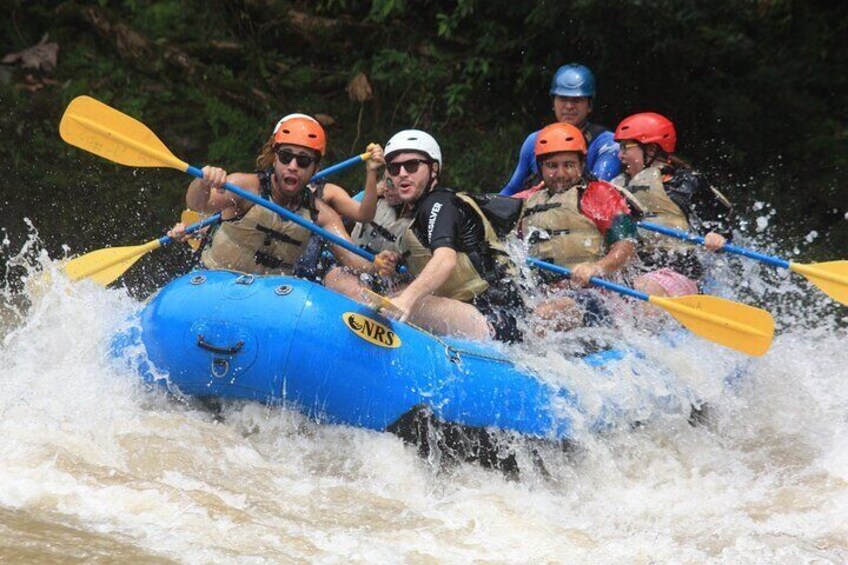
[
  {"xmin": 200, "ymin": 175, "xmax": 316, "ymax": 275},
  {"xmin": 399, "ymin": 193, "xmax": 516, "ymax": 302},
  {"xmin": 521, "ymin": 186, "xmax": 605, "ymax": 268},
  {"xmin": 612, "ymin": 166, "xmax": 691, "ymax": 253},
  {"xmin": 351, "ymin": 198, "xmax": 412, "ymax": 255}
]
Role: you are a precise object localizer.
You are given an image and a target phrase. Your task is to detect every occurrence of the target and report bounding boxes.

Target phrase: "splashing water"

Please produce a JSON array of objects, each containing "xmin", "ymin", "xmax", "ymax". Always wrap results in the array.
[{"xmin": 0, "ymin": 228, "xmax": 846, "ymax": 563}]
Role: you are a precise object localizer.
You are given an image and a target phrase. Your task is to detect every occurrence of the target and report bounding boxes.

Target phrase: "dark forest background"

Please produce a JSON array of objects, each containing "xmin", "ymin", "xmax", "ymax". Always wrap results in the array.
[{"xmin": 1, "ymin": 0, "xmax": 846, "ymax": 293}]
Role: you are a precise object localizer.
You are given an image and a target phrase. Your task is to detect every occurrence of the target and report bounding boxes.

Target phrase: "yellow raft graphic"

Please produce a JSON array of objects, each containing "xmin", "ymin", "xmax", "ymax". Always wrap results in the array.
[{"xmin": 342, "ymin": 313, "xmax": 401, "ymax": 348}]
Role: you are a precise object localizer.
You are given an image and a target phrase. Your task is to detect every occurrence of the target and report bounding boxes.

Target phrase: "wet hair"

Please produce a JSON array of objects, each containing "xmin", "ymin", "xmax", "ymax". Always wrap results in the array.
[
  {"xmin": 642, "ymin": 143, "xmax": 691, "ymax": 171},
  {"xmin": 255, "ymin": 135, "xmax": 276, "ymax": 170},
  {"xmin": 667, "ymin": 153, "xmax": 692, "ymax": 170}
]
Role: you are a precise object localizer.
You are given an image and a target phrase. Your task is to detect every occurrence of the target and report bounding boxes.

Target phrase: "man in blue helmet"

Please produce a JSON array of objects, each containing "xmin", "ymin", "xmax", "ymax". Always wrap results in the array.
[{"xmin": 499, "ymin": 63, "xmax": 621, "ymax": 196}]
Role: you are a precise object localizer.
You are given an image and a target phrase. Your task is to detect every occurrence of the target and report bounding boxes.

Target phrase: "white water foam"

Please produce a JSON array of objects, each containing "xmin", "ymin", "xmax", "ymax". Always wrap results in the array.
[{"xmin": 0, "ymin": 232, "xmax": 846, "ymax": 563}]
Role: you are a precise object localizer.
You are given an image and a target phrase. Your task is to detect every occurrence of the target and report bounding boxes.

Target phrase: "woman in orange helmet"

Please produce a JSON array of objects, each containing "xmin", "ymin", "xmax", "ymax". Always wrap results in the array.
[
  {"xmin": 612, "ymin": 112, "xmax": 733, "ymax": 297},
  {"xmin": 172, "ymin": 114, "xmax": 387, "ymax": 277}
]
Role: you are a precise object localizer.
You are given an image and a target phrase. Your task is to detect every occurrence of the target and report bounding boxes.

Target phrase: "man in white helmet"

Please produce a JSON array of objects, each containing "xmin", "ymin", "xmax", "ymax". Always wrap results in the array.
[{"xmin": 370, "ymin": 129, "xmax": 526, "ymax": 342}]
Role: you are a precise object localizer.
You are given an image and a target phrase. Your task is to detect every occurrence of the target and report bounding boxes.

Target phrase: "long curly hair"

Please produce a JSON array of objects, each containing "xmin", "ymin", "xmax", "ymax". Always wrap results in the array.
[{"xmin": 255, "ymin": 135, "xmax": 276, "ymax": 170}]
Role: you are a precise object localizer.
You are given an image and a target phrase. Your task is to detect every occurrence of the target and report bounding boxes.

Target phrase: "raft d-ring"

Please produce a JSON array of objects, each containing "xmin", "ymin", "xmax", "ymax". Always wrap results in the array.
[
  {"xmin": 446, "ymin": 347, "xmax": 462, "ymax": 365},
  {"xmin": 275, "ymin": 284, "xmax": 293, "ymax": 296},
  {"xmin": 211, "ymin": 357, "xmax": 230, "ymax": 378},
  {"xmin": 190, "ymin": 274, "xmax": 207, "ymax": 285},
  {"xmin": 235, "ymin": 274, "xmax": 255, "ymax": 285}
]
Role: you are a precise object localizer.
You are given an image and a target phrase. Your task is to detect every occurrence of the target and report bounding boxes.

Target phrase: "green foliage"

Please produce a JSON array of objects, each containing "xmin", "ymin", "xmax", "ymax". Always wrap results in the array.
[
  {"xmin": 132, "ymin": 1, "xmax": 188, "ymax": 39},
  {"xmin": 0, "ymin": 0, "xmax": 846, "ymax": 268},
  {"xmin": 201, "ymin": 96, "xmax": 257, "ymax": 167},
  {"xmin": 368, "ymin": 0, "xmax": 408, "ymax": 21},
  {"xmin": 435, "ymin": 1, "xmax": 475, "ymax": 38}
]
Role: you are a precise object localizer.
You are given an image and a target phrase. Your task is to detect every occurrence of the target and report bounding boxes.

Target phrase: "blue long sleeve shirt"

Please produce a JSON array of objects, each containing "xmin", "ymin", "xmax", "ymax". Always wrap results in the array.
[{"xmin": 499, "ymin": 125, "xmax": 621, "ymax": 196}]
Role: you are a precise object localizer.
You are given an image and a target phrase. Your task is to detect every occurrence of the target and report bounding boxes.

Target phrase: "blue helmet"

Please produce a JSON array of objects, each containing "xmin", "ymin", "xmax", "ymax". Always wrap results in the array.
[{"xmin": 549, "ymin": 64, "xmax": 596, "ymax": 98}]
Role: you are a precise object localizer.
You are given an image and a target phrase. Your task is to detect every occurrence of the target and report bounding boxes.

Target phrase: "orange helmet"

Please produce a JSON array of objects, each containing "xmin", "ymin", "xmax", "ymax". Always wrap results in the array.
[
  {"xmin": 614, "ymin": 112, "xmax": 676, "ymax": 153},
  {"xmin": 534, "ymin": 123, "xmax": 587, "ymax": 158},
  {"xmin": 273, "ymin": 115, "xmax": 326, "ymax": 157}
]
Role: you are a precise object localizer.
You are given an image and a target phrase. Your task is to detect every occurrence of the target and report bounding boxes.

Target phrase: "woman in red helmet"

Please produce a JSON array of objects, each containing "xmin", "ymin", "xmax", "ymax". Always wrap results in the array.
[
  {"xmin": 173, "ymin": 114, "xmax": 385, "ymax": 277},
  {"xmin": 612, "ymin": 112, "xmax": 734, "ymax": 297}
]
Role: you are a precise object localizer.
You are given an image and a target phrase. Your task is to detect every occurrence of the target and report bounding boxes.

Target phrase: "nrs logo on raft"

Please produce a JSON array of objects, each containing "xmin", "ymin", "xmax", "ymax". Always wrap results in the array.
[{"xmin": 343, "ymin": 313, "xmax": 402, "ymax": 348}]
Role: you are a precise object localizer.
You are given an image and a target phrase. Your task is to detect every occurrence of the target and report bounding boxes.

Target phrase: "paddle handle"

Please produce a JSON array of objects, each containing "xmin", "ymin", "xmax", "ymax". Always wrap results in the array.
[
  {"xmin": 638, "ymin": 221, "xmax": 791, "ymax": 269},
  {"xmin": 525, "ymin": 257, "xmax": 649, "ymax": 301},
  {"xmin": 157, "ymin": 212, "xmax": 223, "ymax": 247}
]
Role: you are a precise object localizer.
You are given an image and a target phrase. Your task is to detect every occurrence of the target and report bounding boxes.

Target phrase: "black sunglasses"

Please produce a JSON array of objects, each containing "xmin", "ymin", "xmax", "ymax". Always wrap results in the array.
[
  {"xmin": 386, "ymin": 158, "xmax": 431, "ymax": 176},
  {"xmin": 276, "ymin": 148, "xmax": 318, "ymax": 169}
]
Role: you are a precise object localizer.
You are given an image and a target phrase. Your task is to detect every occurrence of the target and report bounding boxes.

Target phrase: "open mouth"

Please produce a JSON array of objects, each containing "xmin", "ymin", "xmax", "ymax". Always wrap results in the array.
[{"xmin": 282, "ymin": 175, "xmax": 299, "ymax": 187}]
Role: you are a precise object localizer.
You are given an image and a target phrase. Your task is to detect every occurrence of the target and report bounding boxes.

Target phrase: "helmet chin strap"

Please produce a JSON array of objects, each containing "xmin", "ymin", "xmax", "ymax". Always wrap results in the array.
[
  {"xmin": 424, "ymin": 162, "xmax": 439, "ymax": 193},
  {"xmin": 642, "ymin": 144, "xmax": 659, "ymax": 168}
]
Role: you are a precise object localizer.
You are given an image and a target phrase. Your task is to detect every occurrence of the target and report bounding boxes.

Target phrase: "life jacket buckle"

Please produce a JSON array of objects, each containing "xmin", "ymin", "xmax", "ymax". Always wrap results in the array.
[{"xmin": 527, "ymin": 229, "xmax": 551, "ymax": 245}]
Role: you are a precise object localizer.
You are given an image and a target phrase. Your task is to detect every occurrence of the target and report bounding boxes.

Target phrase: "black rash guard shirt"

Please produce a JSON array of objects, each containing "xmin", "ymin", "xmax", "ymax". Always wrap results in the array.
[{"xmin": 410, "ymin": 186, "xmax": 486, "ymax": 252}]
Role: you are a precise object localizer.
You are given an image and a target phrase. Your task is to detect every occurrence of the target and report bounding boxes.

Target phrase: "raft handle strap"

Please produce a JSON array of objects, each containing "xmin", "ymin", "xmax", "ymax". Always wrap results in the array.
[{"xmin": 196, "ymin": 335, "xmax": 244, "ymax": 356}]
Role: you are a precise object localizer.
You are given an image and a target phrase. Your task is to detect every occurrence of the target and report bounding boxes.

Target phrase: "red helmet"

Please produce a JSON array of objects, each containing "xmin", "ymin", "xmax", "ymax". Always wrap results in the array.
[
  {"xmin": 273, "ymin": 115, "xmax": 326, "ymax": 157},
  {"xmin": 614, "ymin": 112, "xmax": 676, "ymax": 153},
  {"xmin": 534, "ymin": 123, "xmax": 587, "ymax": 158}
]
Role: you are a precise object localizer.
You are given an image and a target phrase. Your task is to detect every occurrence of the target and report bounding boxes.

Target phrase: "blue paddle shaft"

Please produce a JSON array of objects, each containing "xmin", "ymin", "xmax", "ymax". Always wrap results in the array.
[
  {"xmin": 156, "ymin": 158, "xmax": 366, "ymax": 248},
  {"xmin": 313, "ymin": 154, "xmax": 366, "ymax": 179},
  {"xmin": 638, "ymin": 221, "xmax": 790, "ymax": 269},
  {"xmin": 525, "ymin": 257, "xmax": 650, "ymax": 301},
  {"xmin": 158, "ymin": 212, "xmax": 222, "ymax": 247}
]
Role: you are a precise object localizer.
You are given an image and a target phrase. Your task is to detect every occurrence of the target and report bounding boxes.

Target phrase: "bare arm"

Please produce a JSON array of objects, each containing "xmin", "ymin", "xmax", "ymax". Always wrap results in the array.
[
  {"xmin": 597, "ymin": 239, "xmax": 636, "ymax": 273},
  {"xmin": 319, "ymin": 144, "xmax": 383, "ymax": 223},
  {"xmin": 315, "ymin": 200, "xmax": 375, "ymax": 273},
  {"xmin": 354, "ymin": 168, "xmax": 380, "ymax": 222},
  {"xmin": 321, "ymin": 184, "xmax": 372, "ymax": 223},
  {"xmin": 354, "ymin": 144, "xmax": 384, "ymax": 223},
  {"xmin": 571, "ymin": 239, "xmax": 636, "ymax": 287},
  {"xmin": 186, "ymin": 166, "xmax": 257, "ymax": 216}
]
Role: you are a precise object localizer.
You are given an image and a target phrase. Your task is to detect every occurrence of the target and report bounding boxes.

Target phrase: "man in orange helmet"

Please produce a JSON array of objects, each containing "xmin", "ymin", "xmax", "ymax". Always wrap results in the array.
[
  {"xmin": 172, "ymin": 114, "xmax": 384, "ymax": 276},
  {"xmin": 519, "ymin": 122, "xmax": 638, "ymax": 329},
  {"xmin": 521, "ymin": 122, "xmax": 637, "ymax": 284}
]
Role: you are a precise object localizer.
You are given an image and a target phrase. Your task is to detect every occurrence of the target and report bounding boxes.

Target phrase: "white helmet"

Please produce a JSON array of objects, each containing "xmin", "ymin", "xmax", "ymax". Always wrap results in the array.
[
  {"xmin": 272, "ymin": 113, "xmax": 318, "ymax": 135},
  {"xmin": 385, "ymin": 129, "xmax": 442, "ymax": 170}
]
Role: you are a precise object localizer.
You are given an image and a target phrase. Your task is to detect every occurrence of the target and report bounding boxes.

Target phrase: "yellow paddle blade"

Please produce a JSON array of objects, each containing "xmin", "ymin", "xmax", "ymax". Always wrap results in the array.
[
  {"xmin": 790, "ymin": 260, "xmax": 848, "ymax": 305},
  {"xmin": 360, "ymin": 287, "xmax": 405, "ymax": 319},
  {"xmin": 180, "ymin": 209, "xmax": 205, "ymax": 251},
  {"xmin": 64, "ymin": 239, "xmax": 162, "ymax": 286},
  {"xmin": 180, "ymin": 209, "xmax": 202, "ymax": 225},
  {"xmin": 649, "ymin": 294, "xmax": 775, "ymax": 356},
  {"xmin": 59, "ymin": 96, "xmax": 188, "ymax": 171}
]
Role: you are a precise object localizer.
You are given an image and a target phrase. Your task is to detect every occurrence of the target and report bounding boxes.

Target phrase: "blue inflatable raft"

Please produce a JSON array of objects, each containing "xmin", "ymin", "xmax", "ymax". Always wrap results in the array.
[{"xmin": 113, "ymin": 270, "xmax": 687, "ymax": 443}]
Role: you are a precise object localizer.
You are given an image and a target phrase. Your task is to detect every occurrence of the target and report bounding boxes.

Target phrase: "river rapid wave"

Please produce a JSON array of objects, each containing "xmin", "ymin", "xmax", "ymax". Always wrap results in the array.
[{"xmin": 0, "ymin": 229, "xmax": 846, "ymax": 563}]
